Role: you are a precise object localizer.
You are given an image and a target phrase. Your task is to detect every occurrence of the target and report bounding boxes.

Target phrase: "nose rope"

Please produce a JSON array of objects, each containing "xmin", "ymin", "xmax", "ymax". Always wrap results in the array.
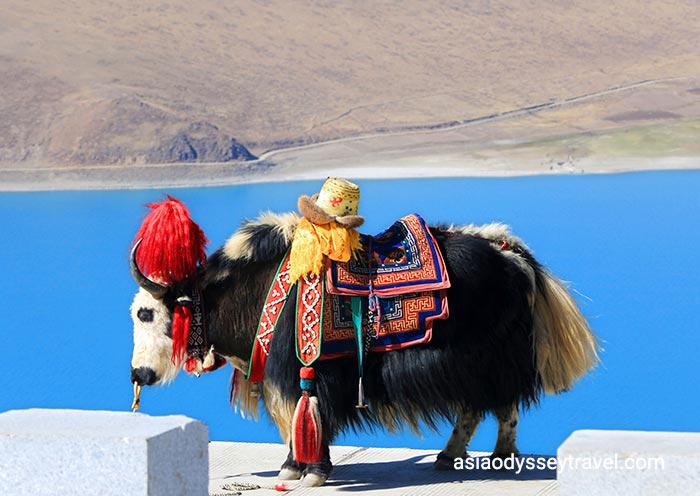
[{"xmin": 131, "ymin": 383, "xmax": 142, "ymax": 412}]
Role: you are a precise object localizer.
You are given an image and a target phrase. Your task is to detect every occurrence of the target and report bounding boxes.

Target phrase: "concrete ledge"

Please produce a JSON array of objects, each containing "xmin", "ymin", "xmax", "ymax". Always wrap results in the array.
[
  {"xmin": 0, "ymin": 409, "xmax": 208, "ymax": 496},
  {"xmin": 557, "ymin": 429, "xmax": 700, "ymax": 496}
]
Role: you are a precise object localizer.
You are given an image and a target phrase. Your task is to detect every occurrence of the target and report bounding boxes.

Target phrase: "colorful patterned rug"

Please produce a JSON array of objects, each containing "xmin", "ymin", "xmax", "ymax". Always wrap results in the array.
[
  {"xmin": 320, "ymin": 213, "xmax": 450, "ymax": 359},
  {"xmin": 327, "ymin": 213, "xmax": 450, "ymax": 296},
  {"xmin": 249, "ymin": 214, "xmax": 451, "ymax": 381},
  {"xmin": 319, "ymin": 290, "xmax": 448, "ymax": 359}
]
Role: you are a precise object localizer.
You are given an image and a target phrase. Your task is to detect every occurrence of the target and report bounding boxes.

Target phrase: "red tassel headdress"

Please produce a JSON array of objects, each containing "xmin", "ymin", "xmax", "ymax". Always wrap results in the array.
[{"xmin": 132, "ymin": 196, "xmax": 208, "ymax": 366}]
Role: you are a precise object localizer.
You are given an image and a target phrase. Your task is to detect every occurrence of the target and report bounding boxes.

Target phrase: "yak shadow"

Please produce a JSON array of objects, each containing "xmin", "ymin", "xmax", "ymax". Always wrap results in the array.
[
  {"xmin": 326, "ymin": 454, "xmax": 556, "ymax": 492},
  {"xmin": 246, "ymin": 470, "xmax": 279, "ymax": 478},
  {"xmin": 242, "ymin": 453, "xmax": 556, "ymax": 492}
]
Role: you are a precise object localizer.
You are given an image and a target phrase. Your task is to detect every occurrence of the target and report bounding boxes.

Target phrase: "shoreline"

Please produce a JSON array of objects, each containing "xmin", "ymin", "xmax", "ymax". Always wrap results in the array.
[
  {"xmin": 1, "ymin": 155, "xmax": 698, "ymax": 192},
  {"xmin": 3, "ymin": 76, "xmax": 699, "ymax": 192},
  {"xmin": 2, "ymin": 115, "xmax": 699, "ymax": 192}
]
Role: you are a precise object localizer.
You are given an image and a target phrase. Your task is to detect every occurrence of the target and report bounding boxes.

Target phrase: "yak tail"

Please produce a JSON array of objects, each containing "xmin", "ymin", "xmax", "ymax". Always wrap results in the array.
[
  {"xmin": 532, "ymin": 268, "xmax": 600, "ymax": 394},
  {"xmin": 445, "ymin": 222, "xmax": 600, "ymax": 394}
]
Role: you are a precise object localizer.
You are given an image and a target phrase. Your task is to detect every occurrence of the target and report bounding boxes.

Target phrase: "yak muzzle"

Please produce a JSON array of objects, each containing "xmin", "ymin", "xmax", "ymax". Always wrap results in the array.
[{"xmin": 130, "ymin": 366, "xmax": 158, "ymax": 386}]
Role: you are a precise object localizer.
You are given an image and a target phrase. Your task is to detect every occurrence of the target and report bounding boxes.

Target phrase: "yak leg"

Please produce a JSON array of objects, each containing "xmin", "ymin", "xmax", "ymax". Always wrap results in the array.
[
  {"xmin": 491, "ymin": 403, "xmax": 520, "ymax": 460},
  {"xmin": 301, "ymin": 441, "xmax": 333, "ymax": 487},
  {"xmin": 278, "ymin": 445, "xmax": 306, "ymax": 480},
  {"xmin": 434, "ymin": 408, "xmax": 482, "ymax": 470},
  {"xmin": 279, "ymin": 442, "xmax": 332, "ymax": 485}
]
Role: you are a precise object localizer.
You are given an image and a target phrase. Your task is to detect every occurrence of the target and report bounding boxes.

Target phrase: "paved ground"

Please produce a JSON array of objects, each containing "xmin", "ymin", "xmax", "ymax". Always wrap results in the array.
[{"xmin": 209, "ymin": 442, "xmax": 557, "ymax": 495}]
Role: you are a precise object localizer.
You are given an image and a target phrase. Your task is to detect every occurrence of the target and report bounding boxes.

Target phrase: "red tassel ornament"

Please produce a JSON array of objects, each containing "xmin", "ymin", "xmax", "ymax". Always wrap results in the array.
[
  {"xmin": 291, "ymin": 367, "xmax": 323, "ymax": 463},
  {"xmin": 132, "ymin": 195, "xmax": 208, "ymax": 285},
  {"xmin": 172, "ymin": 304, "xmax": 192, "ymax": 366},
  {"xmin": 131, "ymin": 195, "xmax": 208, "ymax": 367}
]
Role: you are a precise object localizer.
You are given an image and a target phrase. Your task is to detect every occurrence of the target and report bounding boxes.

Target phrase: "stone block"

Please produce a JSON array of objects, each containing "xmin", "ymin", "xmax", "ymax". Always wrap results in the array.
[
  {"xmin": 0, "ymin": 409, "xmax": 208, "ymax": 496},
  {"xmin": 558, "ymin": 429, "xmax": 700, "ymax": 496}
]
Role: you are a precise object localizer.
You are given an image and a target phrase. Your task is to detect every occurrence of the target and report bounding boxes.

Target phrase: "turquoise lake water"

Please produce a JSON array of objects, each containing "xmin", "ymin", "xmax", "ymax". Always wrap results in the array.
[{"xmin": 2, "ymin": 171, "xmax": 699, "ymax": 455}]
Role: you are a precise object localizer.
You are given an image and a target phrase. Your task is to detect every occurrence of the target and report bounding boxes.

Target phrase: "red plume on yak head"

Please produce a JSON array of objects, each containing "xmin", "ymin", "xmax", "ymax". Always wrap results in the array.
[{"xmin": 131, "ymin": 195, "xmax": 208, "ymax": 367}]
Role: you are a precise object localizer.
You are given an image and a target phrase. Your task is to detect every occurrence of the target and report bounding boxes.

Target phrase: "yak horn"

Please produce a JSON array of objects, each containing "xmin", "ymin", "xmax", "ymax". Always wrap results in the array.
[{"xmin": 130, "ymin": 239, "xmax": 169, "ymax": 299}]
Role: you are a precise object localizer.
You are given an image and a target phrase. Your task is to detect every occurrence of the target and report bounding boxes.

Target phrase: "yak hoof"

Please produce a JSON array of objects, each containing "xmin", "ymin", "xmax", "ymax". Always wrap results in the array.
[
  {"xmin": 301, "ymin": 473, "xmax": 328, "ymax": 487},
  {"xmin": 278, "ymin": 467, "xmax": 304, "ymax": 480},
  {"xmin": 433, "ymin": 451, "xmax": 466, "ymax": 471},
  {"xmin": 433, "ymin": 458, "xmax": 456, "ymax": 471}
]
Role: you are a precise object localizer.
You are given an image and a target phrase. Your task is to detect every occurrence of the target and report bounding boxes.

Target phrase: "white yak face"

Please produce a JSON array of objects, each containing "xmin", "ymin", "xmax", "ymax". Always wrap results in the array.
[{"xmin": 130, "ymin": 289, "xmax": 181, "ymax": 385}]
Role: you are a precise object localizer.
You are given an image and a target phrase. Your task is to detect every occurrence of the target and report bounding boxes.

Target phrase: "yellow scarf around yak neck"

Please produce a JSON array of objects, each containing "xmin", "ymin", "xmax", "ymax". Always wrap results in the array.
[{"xmin": 289, "ymin": 217, "xmax": 361, "ymax": 285}]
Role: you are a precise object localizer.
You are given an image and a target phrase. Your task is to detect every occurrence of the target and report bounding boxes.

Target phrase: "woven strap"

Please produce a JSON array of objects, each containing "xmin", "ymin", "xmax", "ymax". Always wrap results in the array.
[
  {"xmin": 295, "ymin": 273, "xmax": 324, "ymax": 366},
  {"xmin": 187, "ymin": 286, "xmax": 207, "ymax": 358},
  {"xmin": 248, "ymin": 250, "xmax": 293, "ymax": 382}
]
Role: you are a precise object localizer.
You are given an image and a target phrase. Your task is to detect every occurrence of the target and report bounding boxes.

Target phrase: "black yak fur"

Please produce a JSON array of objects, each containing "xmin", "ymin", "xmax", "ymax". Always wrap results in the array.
[{"xmin": 202, "ymin": 221, "xmax": 541, "ymax": 433}]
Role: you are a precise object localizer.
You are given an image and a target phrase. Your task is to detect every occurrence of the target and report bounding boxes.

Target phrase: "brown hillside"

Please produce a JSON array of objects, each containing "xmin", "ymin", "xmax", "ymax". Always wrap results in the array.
[{"xmin": 1, "ymin": 0, "xmax": 699, "ymax": 167}]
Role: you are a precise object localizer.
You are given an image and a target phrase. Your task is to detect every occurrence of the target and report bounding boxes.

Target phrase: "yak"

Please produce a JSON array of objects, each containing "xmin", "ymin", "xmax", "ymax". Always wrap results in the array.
[{"xmin": 129, "ymin": 209, "xmax": 599, "ymax": 487}]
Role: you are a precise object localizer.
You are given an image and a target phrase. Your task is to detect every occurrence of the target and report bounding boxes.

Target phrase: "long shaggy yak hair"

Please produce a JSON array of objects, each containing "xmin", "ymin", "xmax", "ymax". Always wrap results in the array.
[{"xmin": 195, "ymin": 213, "xmax": 599, "ymax": 442}]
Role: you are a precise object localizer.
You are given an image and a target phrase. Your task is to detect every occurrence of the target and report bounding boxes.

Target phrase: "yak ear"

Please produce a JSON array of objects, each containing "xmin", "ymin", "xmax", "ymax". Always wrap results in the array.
[{"xmin": 130, "ymin": 240, "xmax": 169, "ymax": 300}]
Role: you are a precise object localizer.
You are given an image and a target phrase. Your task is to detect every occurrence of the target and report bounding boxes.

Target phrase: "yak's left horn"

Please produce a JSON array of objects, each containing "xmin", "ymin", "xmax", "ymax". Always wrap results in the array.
[{"xmin": 130, "ymin": 239, "xmax": 168, "ymax": 300}]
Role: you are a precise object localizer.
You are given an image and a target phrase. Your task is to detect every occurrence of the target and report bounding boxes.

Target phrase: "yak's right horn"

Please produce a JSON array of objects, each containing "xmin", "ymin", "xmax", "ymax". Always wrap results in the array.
[{"xmin": 130, "ymin": 239, "xmax": 169, "ymax": 300}]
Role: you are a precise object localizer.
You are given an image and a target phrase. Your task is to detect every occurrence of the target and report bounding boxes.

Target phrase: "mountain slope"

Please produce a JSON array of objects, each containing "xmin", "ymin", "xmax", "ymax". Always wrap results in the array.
[{"xmin": 1, "ymin": 0, "xmax": 699, "ymax": 166}]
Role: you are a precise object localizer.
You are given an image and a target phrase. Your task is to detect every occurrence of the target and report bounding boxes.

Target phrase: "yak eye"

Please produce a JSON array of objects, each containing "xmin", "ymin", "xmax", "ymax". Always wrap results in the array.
[{"xmin": 137, "ymin": 308, "xmax": 155, "ymax": 323}]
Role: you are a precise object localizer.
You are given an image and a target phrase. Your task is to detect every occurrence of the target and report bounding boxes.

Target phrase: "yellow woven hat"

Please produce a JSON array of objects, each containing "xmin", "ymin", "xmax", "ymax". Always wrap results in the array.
[{"xmin": 298, "ymin": 178, "xmax": 364, "ymax": 228}]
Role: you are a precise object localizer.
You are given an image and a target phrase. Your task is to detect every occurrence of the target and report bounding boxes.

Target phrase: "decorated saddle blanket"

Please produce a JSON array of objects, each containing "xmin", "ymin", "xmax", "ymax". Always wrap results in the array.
[
  {"xmin": 318, "ymin": 290, "xmax": 448, "ymax": 360},
  {"xmin": 327, "ymin": 213, "xmax": 450, "ymax": 296},
  {"xmin": 319, "ymin": 213, "xmax": 450, "ymax": 359},
  {"xmin": 248, "ymin": 214, "xmax": 451, "ymax": 382}
]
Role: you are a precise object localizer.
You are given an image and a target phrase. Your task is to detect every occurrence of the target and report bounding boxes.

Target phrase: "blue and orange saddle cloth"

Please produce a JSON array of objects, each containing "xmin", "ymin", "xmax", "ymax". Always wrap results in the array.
[
  {"xmin": 248, "ymin": 214, "xmax": 450, "ymax": 382},
  {"xmin": 320, "ymin": 213, "xmax": 450, "ymax": 358}
]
